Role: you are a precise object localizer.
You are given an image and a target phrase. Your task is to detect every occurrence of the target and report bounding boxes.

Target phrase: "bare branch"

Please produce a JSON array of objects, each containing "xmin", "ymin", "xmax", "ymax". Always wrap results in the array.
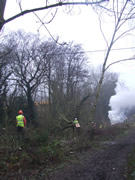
[
  {"xmin": 16, "ymin": 0, "xmax": 23, "ymax": 12},
  {"xmin": 98, "ymin": 14, "xmax": 109, "ymax": 48},
  {"xmin": 44, "ymin": 8, "xmax": 58, "ymax": 24},
  {"xmin": 114, "ymin": 26, "xmax": 135, "ymax": 43},
  {"xmin": 2, "ymin": 0, "xmax": 107, "ymax": 27},
  {"xmin": 33, "ymin": 12, "xmax": 64, "ymax": 45},
  {"xmin": 105, "ymin": 56, "xmax": 135, "ymax": 71}
]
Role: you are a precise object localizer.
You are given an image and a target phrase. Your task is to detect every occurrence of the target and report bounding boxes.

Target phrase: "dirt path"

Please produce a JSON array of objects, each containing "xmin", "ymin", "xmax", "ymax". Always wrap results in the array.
[{"xmin": 49, "ymin": 130, "xmax": 135, "ymax": 180}]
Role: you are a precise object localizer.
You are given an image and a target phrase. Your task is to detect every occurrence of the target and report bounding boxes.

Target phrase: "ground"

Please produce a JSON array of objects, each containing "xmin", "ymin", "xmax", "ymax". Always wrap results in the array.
[
  {"xmin": 49, "ymin": 129, "xmax": 135, "ymax": 180},
  {"xmin": 1, "ymin": 126, "xmax": 135, "ymax": 180}
]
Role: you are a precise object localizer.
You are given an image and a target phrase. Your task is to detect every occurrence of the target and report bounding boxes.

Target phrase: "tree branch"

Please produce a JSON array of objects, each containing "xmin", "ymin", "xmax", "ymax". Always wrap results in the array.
[
  {"xmin": 3, "ymin": 1, "xmax": 107, "ymax": 26},
  {"xmin": 105, "ymin": 56, "xmax": 135, "ymax": 71},
  {"xmin": 33, "ymin": 12, "xmax": 63, "ymax": 45}
]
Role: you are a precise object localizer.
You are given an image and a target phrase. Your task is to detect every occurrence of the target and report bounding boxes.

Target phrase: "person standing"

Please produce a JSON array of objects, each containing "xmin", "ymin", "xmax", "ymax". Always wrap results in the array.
[
  {"xmin": 16, "ymin": 110, "xmax": 26, "ymax": 141},
  {"xmin": 73, "ymin": 118, "xmax": 80, "ymax": 128},
  {"xmin": 73, "ymin": 118, "xmax": 80, "ymax": 134}
]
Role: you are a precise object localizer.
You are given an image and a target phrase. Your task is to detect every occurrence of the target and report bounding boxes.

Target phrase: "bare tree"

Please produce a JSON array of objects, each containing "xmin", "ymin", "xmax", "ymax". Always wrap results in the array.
[
  {"xmin": 47, "ymin": 42, "xmax": 89, "ymax": 129},
  {"xmin": 0, "ymin": 41, "xmax": 12, "ymax": 125},
  {"xmin": 90, "ymin": 0, "xmax": 135, "ymax": 124},
  {"xmin": 8, "ymin": 31, "xmax": 49, "ymax": 124},
  {"xmin": 0, "ymin": 0, "xmax": 108, "ymax": 31}
]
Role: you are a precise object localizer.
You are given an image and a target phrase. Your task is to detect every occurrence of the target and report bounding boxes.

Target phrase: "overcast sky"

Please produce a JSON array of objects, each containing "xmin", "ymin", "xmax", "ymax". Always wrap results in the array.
[{"xmin": 4, "ymin": 0, "xmax": 135, "ymax": 72}]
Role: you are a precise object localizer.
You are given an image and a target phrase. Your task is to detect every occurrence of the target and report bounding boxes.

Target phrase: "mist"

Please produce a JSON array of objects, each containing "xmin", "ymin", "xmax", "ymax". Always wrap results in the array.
[{"xmin": 108, "ymin": 70, "xmax": 135, "ymax": 124}]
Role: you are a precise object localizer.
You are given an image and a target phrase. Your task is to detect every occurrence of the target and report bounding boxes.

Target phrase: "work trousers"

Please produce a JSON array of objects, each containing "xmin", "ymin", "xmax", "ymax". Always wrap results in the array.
[{"xmin": 17, "ymin": 126, "xmax": 24, "ymax": 141}]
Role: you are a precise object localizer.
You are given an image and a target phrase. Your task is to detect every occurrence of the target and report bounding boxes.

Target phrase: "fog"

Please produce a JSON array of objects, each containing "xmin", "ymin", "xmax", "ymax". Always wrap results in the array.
[{"xmin": 108, "ymin": 69, "xmax": 135, "ymax": 124}]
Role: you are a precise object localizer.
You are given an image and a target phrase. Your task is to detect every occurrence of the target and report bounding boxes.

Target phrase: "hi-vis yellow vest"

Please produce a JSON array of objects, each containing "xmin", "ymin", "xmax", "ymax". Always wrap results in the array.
[
  {"xmin": 16, "ymin": 115, "xmax": 24, "ymax": 127},
  {"xmin": 74, "ymin": 120, "xmax": 78, "ymax": 124}
]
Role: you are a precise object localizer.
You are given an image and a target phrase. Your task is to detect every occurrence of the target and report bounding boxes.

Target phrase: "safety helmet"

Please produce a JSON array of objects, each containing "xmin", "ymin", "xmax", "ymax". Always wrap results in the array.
[{"xmin": 18, "ymin": 110, "xmax": 23, "ymax": 114}]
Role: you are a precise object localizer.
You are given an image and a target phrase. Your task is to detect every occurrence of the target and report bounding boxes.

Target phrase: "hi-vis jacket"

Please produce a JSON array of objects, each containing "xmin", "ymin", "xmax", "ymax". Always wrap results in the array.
[
  {"xmin": 73, "ymin": 119, "xmax": 78, "ymax": 124},
  {"xmin": 73, "ymin": 119, "xmax": 80, "ymax": 128},
  {"xmin": 16, "ymin": 115, "xmax": 26, "ymax": 127}
]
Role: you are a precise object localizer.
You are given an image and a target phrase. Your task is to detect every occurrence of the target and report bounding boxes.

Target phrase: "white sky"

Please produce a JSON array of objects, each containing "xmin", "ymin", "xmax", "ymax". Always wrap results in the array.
[{"xmin": 3, "ymin": 0, "xmax": 135, "ymax": 73}]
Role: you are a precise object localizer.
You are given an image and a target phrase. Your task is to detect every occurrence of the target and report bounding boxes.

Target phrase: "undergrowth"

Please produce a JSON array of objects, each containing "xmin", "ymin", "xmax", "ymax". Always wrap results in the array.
[
  {"xmin": 0, "ymin": 122, "xmax": 134, "ymax": 178},
  {"xmin": 127, "ymin": 149, "xmax": 135, "ymax": 180}
]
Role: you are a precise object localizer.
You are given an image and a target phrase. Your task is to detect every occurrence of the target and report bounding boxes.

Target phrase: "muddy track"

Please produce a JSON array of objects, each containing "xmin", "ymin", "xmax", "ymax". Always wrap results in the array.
[{"xmin": 50, "ymin": 130, "xmax": 135, "ymax": 180}]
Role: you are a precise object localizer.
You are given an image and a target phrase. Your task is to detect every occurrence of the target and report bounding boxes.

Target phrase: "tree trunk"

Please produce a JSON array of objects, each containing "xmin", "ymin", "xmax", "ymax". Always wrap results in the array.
[
  {"xmin": 27, "ymin": 90, "xmax": 36, "ymax": 124},
  {"xmin": 0, "ymin": 0, "xmax": 6, "ymax": 30},
  {"xmin": 90, "ymin": 71, "xmax": 105, "ymax": 123}
]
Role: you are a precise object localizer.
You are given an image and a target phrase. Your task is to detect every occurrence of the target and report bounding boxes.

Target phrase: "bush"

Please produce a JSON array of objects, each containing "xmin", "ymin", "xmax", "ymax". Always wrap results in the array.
[
  {"xmin": 34, "ymin": 130, "xmax": 49, "ymax": 144},
  {"xmin": 39, "ymin": 140, "xmax": 64, "ymax": 161}
]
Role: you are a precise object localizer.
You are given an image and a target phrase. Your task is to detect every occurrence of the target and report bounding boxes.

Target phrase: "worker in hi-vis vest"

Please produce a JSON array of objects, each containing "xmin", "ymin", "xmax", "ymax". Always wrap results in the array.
[
  {"xmin": 16, "ymin": 110, "xmax": 26, "ymax": 141},
  {"xmin": 73, "ymin": 118, "xmax": 80, "ymax": 128},
  {"xmin": 72, "ymin": 117, "xmax": 80, "ymax": 132}
]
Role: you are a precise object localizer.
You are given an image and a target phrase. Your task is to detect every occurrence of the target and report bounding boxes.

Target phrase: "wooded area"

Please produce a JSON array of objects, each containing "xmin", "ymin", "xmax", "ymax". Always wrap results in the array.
[
  {"xmin": 2, "ymin": 31, "xmax": 135, "ymax": 180},
  {"xmin": 0, "ymin": 30, "xmax": 118, "ymax": 134},
  {"xmin": 1, "ymin": 1, "xmax": 135, "ymax": 178},
  {"xmin": 0, "ymin": 0, "xmax": 134, "ymax": 140}
]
